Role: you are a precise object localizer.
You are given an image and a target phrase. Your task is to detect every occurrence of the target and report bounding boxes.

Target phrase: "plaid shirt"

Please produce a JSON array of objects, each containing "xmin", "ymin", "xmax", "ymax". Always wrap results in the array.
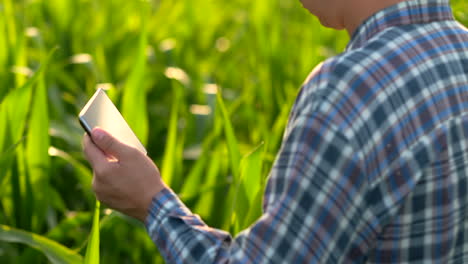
[{"xmin": 146, "ymin": 0, "xmax": 468, "ymax": 262}]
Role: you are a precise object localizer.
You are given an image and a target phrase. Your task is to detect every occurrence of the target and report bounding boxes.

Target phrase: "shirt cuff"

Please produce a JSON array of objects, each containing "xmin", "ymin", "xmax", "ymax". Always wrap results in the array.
[{"xmin": 144, "ymin": 188, "xmax": 191, "ymax": 232}]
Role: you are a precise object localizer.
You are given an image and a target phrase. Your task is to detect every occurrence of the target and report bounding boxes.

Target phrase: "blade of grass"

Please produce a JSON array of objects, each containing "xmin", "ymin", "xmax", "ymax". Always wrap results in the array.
[
  {"xmin": 26, "ymin": 72, "xmax": 51, "ymax": 231},
  {"xmin": 239, "ymin": 143, "xmax": 264, "ymax": 205},
  {"xmin": 0, "ymin": 102, "xmax": 7, "ymax": 152},
  {"xmin": 13, "ymin": 35, "xmax": 27, "ymax": 88},
  {"xmin": 5, "ymin": 48, "xmax": 56, "ymax": 231},
  {"xmin": 0, "ymin": 224, "xmax": 83, "ymax": 264},
  {"xmin": 267, "ymin": 98, "xmax": 292, "ymax": 154},
  {"xmin": 84, "ymin": 200, "xmax": 100, "ymax": 264},
  {"xmin": 0, "ymin": 131, "xmax": 23, "ymax": 227},
  {"xmin": 195, "ymin": 149, "xmax": 222, "ymax": 218},
  {"xmin": 161, "ymin": 82, "xmax": 181, "ymax": 187},
  {"xmin": 216, "ymin": 90, "xmax": 241, "ymax": 179},
  {"xmin": 44, "ymin": 0, "xmax": 72, "ymax": 34},
  {"xmin": 10, "ymin": 152, "xmax": 23, "ymax": 228},
  {"xmin": 0, "ymin": 10, "xmax": 7, "ymax": 99},
  {"xmin": 179, "ymin": 107, "xmax": 224, "ymax": 200},
  {"xmin": 240, "ymin": 143, "xmax": 265, "ymax": 229},
  {"xmin": 48, "ymin": 146, "xmax": 94, "ymax": 204},
  {"xmin": 3, "ymin": 0, "xmax": 17, "ymax": 52},
  {"xmin": 0, "ymin": 111, "xmax": 22, "ymax": 193},
  {"xmin": 242, "ymin": 187, "xmax": 264, "ymax": 229},
  {"xmin": 215, "ymin": 90, "xmax": 242, "ymax": 229},
  {"xmin": 6, "ymin": 47, "xmax": 56, "ymax": 143},
  {"xmin": 121, "ymin": 5, "xmax": 149, "ymax": 146},
  {"xmin": 231, "ymin": 143, "xmax": 264, "ymax": 233},
  {"xmin": 178, "ymin": 154, "xmax": 207, "ymax": 198}
]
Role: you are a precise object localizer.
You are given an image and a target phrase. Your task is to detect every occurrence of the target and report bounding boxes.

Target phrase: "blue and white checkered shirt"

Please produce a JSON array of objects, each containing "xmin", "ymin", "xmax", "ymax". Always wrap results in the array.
[{"xmin": 146, "ymin": 0, "xmax": 468, "ymax": 262}]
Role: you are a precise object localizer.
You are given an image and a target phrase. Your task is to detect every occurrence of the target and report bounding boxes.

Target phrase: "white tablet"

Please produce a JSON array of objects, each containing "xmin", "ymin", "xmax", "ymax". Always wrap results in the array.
[{"xmin": 79, "ymin": 88, "xmax": 147, "ymax": 155}]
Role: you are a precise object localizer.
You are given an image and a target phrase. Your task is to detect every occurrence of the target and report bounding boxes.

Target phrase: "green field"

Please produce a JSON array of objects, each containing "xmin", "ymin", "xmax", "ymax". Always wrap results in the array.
[{"xmin": 0, "ymin": 0, "xmax": 467, "ymax": 263}]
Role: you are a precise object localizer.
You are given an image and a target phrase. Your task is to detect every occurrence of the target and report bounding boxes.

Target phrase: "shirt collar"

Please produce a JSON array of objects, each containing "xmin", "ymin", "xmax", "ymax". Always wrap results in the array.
[{"xmin": 346, "ymin": 0, "xmax": 455, "ymax": 51}]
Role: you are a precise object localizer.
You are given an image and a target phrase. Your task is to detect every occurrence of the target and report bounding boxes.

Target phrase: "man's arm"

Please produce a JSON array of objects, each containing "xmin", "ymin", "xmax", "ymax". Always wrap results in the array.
[{"xmin": 83, "ymin": 108, "xmax": 371, "ymax": 262}]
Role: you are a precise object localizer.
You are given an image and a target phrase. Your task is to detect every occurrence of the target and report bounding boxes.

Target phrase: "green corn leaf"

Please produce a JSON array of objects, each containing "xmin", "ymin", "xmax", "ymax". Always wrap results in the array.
[
  {"xmin": 5, "ymin": 47, "xmax": 56, "ymax": 143},
  {"xmin": 230, "ymin": 185, "xmax": 249, "ymax": 234},
  {"xmin": 84, "ymin": 201, "xmax": 100, "ymax": 264},
  {"xmin": 26, "ymin": 72, "xmax": 51, "ymax": 230},
  {"xmin": 240, "ymin": 143, "xmax": 264, "ymax": 204},
  {"xmin": 232, "ymin": 143, "xmax": 264, "ymax": 233},
  {"xmin": 48, "ymin": 146, "xmax": 95, "ymax": 204},
  {"xmin": 179, "ymin": 154, "xmax": 207, "ymax": 199},
  {"xmin": 26, "ymin": 65, "xmax": 50, "ymax": 174},
  {"xmin": 242, "ymin": 187, "xmax": 264, "ymax": 229},
  {"xmin": 1, "ymin": 48, "xmax": 57, "ymax": 230},
  {"xmin": 47, "ymin": 212, "xmax": 93, "ymax": 253},
  {"xmin": 0, "ymin": 110, "xmax": 20, "ymax": 191},
  {"xmin": 44, "ymin": 0, "xmax": 72, "ymax": 33},
  {"xmin": 0, "ymin": 102, "xmax": 7, "ymax": 153},
  {"xmin": 0, "ymin": 11, "xmax": 7, "ymax": 99},
  {"xmin": 161, "ymin": 84, "xmax": 181, "ymax": 187},
  {"xmin": 0, "ymin": 225, "xmax": 83, "ymax": 264},
  {"xmin": 179, "ymin": 116, "xmax": 224, "ymax": 200},
  {"xmin": 2, "ymin": 0, "xmax": 17, "ymax": 53},
  {"xmin": 195, "ymin": 150, "xmax": 222, "ymax": 218},
  {"xmin": 216, "ymin": 90, "xmax": 241, "ymax": 180},
  {"xmin": 216, "ymin": 90, "xmax": 243, "ymax": 230},
  {"xmin": 121, "ymin": 7, "xmax": 149, "ymax": 146},
  {"xmin": 268, "ymin": 99, "xmax": 293, "ymax": 154}
]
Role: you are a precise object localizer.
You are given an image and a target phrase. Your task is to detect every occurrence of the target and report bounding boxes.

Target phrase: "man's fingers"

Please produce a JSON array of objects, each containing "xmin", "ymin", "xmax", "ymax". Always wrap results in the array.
[
  {"xmin": 83, "ymin": 133, "xmax": 108, "ymax": 168},
  {"xmin": 91, "ymin": 127, "xmax": 134, "ymax": 159}
]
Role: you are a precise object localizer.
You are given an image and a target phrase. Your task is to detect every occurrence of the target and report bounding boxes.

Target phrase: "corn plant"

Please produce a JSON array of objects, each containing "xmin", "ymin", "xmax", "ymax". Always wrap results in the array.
[{"xmin": 0, "ymin": 0, "xmax": 466, "ymax": 262}]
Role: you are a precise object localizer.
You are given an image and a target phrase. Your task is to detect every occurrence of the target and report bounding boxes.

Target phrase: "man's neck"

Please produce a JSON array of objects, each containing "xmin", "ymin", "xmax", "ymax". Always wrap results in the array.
[{"xmin": 344, "ymin": 0, "xmax": 407, "ymax": 36}]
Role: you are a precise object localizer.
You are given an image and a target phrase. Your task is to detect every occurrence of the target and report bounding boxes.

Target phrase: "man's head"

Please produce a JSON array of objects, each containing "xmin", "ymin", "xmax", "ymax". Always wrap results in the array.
[{"xmin": 300, "ymin": 0, "xmax": 407, "ymax": 35}]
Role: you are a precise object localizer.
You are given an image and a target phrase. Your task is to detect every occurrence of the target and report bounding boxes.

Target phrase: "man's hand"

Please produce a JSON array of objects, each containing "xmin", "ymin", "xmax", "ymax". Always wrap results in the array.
[{"xmin": 83, "ymin": 127, "xmax": 167, "ymax": 222}]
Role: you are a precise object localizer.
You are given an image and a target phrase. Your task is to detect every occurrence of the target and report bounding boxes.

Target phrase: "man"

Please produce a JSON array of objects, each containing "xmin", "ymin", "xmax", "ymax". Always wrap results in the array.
[{"xmin": 83, "ymin": 0, "xmax": 468, "ymax": 262}]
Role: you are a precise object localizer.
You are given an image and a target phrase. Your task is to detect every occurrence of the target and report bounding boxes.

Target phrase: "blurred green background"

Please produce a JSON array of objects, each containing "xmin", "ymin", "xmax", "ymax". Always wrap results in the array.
[{"xmin": 0, "ymin": 0, "xmax": 466, "ymax": 263}]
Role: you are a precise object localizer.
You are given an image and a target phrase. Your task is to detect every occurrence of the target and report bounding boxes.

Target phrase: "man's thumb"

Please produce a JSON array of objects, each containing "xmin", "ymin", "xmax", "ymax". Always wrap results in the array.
[{"xmin": 91, "ymin": 128, "xmax": 127, "ymax": 158}]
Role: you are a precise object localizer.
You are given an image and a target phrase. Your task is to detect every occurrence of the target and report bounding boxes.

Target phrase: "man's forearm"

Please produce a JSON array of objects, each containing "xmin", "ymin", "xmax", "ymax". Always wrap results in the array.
[{"xmin": 146, "ymin": 188, "xmax": 232, "ymax": 263}]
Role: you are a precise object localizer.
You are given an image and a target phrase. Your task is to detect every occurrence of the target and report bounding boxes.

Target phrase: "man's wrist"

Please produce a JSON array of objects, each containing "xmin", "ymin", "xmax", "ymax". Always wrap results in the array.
[
  {"xmin": 145, "ymin": 187, "xmax": 186, "ymax": 233},
  {"xmin": 136, "ymin": 183, "xmax": 168, "ymax": 222}
]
